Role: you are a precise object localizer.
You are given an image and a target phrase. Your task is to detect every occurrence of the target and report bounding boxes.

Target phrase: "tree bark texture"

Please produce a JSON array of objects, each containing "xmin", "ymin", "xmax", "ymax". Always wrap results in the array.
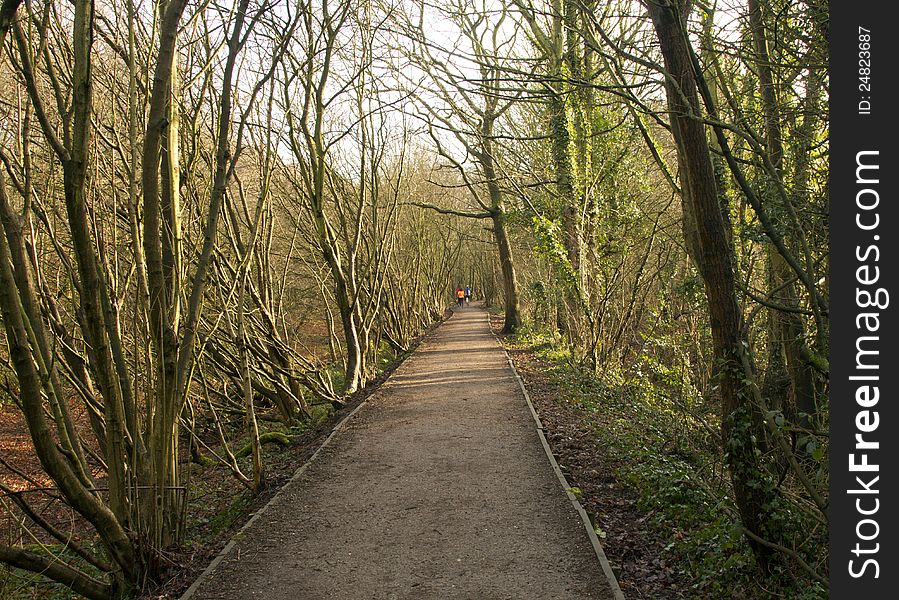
[{"xmin": 646, "ymin": 0, "xmax": 775, "ymax": 568}]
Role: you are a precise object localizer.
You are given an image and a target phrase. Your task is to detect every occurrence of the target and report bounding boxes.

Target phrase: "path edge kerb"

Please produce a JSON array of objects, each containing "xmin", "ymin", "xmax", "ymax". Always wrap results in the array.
[
  {"xmin": 180, "ymin": 310, "xmax": 456, "ymax": 600},
  {"xmin": 180, "ymin": 398, "xmax": 370, "ymax": 600},
  {"xmin": 489, "ymin": 314, "xmax": 626, "ymax": 600}
]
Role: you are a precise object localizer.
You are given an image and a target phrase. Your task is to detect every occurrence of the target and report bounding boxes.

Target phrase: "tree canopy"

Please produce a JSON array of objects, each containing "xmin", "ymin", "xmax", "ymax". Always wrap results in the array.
[{"xmin": 0, "ymin": 0, "xmax": 828, "ymax": 597}]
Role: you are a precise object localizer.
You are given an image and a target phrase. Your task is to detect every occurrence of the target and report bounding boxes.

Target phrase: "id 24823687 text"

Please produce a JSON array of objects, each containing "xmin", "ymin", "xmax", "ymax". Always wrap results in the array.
[{"xmin": 858, "ymin": 27, "xmax": 872, "ymax": 115}]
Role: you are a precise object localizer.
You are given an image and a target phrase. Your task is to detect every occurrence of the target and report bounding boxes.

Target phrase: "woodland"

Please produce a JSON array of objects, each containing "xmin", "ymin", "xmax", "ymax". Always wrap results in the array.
[{"xmin": 0, "ymin": 0, "xmax": 828, "ymax": 598}]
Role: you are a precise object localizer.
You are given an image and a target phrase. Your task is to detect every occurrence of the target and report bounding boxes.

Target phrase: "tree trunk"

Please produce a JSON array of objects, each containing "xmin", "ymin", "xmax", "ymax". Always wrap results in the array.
[
  {"xmin": 748, "ymin": 0, "xmax": 819, "ymax": 427},
  {"xmin": 491, "ymin": 211, "xmax": 522, "ymax": 333},
  {"xmin": 481, "ymin": 116, "xmax": 522, "ymax": 333},
  {"xmin": 647, "ymin": 0, "xmax": 775, "ymax": 569},
  {"xmin": 141, "ymin": 0, "xmax": 191, "ymax": 552}
]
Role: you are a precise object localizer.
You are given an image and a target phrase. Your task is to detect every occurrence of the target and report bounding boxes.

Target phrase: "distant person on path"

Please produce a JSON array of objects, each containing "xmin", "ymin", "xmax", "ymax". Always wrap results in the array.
[
  {"xmin": 456, "ymin": 287, "xmax": 465, "ymax": 307},
  {"xmin": 464, "ymin": 286, "xmax": 472, "ymax": 304}
]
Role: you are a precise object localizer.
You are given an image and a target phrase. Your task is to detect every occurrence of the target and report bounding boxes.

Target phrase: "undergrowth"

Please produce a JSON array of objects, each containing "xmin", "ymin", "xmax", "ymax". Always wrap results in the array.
[{"xmin": 509, "ymin": 325, "xmax": 827, "ymax": 600}]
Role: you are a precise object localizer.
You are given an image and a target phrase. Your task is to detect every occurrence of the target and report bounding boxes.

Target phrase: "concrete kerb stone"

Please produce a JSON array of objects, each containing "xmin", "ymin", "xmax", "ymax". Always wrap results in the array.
[
  {"xmin": 180, "ymin": 310, "xmax": 456, "ymax": 599},
  {"xmin": 488, "ymin": 313, "xmax": 626, "ymax": 600},
  {"xmin": 180, "ymin": 399, "xmax": 370, "ymax": 600}
]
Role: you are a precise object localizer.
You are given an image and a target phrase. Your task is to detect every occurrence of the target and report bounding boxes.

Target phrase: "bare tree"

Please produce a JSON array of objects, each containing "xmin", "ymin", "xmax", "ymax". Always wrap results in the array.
[{"xmin": 398, "ymin": 0, "xmax": 524, "ymax": 331}]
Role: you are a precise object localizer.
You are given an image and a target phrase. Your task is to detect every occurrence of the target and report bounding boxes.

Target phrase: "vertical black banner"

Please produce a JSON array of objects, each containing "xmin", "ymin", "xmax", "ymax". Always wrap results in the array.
[{"xmin": 830, "ymin": 1, "xmax": 897, "ymax": 597}]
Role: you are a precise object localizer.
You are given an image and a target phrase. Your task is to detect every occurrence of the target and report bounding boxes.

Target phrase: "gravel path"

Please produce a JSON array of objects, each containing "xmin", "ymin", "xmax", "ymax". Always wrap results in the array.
[{"xmin": 184, "ymin": 305, "xmax": 617, "ymax": 599}]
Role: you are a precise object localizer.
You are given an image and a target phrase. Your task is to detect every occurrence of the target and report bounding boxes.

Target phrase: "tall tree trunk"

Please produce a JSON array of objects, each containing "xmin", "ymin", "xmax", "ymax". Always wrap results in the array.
[
  {"xmin": 141, "ymin": 0, "xmax": 191, "ymax": 551},
  {"xmin": 748, "ymin": 0, "xmax": 819, "ymax": 426},
  {"xmin": 491, "ymin": 211, "xmax": 522, "ymax": 333},
  {"xmin": 11, "ymin": 0, "xmax": 134, "ymax": 537},
  {"xmin": 646, "ymin": 0, "xmax": 775, "ymax": 570},
  {"xmin": 481, "ymin": 116, "xmax": 522, "ymax": 333}
]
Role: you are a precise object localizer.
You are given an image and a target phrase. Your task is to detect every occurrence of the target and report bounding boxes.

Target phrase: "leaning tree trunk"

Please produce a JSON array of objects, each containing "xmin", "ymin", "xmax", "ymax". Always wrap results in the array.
[
  {"xmin": 646, "ymin": 0, "xmax": 775, "ymax": 570},
  {"xmin": 0, "ymin": 173, "xmax": 135, "ymax": 597}
]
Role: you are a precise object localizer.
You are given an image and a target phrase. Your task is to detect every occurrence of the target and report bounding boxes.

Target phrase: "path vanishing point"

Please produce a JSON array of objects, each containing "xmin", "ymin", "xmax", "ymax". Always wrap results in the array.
[{"xmin": 183, "ymin": 304, "xmax": 621, "ymax": 599}]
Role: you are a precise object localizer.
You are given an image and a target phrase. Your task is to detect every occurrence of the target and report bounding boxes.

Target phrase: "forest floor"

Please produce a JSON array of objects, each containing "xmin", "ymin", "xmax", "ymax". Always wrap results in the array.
[{"xmin": 182, "ymin": 303, "xmax": 617, "ymax": 599}]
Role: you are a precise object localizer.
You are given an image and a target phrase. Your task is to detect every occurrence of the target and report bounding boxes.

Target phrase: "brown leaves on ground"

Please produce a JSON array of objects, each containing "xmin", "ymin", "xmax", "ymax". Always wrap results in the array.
[{"xmin": 0, "ymin": 403, "xmax": 98, "ymax": 548}]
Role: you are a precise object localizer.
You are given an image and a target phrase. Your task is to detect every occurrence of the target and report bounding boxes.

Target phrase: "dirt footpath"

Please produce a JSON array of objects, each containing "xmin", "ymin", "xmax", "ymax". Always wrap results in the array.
[{"xmin": 184, "ymin": 305, "xmax": 618, "ymax": 599}]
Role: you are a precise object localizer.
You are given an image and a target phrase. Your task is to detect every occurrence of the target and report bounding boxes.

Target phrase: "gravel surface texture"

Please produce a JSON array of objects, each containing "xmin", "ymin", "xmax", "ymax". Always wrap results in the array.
[{"xmin": 186, "ymin": 305, "xmax": 615, "ymax": 599}]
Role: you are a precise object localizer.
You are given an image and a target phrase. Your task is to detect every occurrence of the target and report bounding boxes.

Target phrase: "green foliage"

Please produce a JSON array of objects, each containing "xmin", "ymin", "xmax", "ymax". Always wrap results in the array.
[
  {"xmin": 206, "ymin": 493, "xmax": 252, "ymax": 539},
  {"xmin": 511, "ymin": 330, "xmax": 827, "ymax": 599},
  {"xmin": 532, "ymin": 216, "xmax": 578, "ymax": 290},
  {"xmin": 309, "ymin": 404, "xmax": 332, "ymax": 427},
  {"xmin": 530, "ymin": 215, "xmax": 591, "ymax": 318}
]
